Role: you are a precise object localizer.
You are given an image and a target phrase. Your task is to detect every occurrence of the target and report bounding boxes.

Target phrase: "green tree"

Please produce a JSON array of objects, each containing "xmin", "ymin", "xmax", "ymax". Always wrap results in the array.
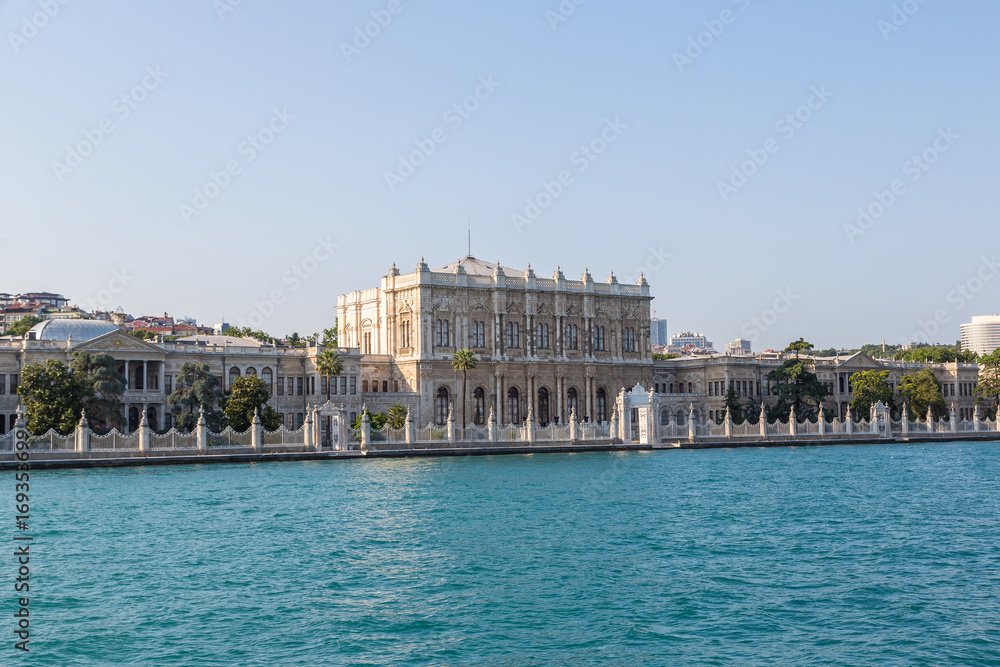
[
  {"xmin": 849, "ymin": 370, "xmax": 895, "ymax": 418},
  {"xmin": 785, "ymin": 338, "xmax": 814, "ymax": 359},
  {"xmin": 316, "ymin": 349, "xmax": 344, "ymax": 400},
  {"xmin": 743, "ymin": 395, "xmax": 761, "ymax": 424},
  {"xmin": 721, "ymin": 385, "xmax": 743, "ymax": 424},
  {"xmin": 893, "ymin": 345, "xmax": 977, "ymax": 364},
  {"xmin": 222, "ymin": 326, "xmax": 275, "ymax": 344},
  {"xmin": 767, "ymin": 354, "xmax": 828, "ymax": 421},
  {"xmin": 974, "ymin": 349, "xmax": 1000, "ymax": 409},
  {"xmin": 71, "ymin": 352, "xmax": 126, "ymax": 431},
  {"xmin": 223, "ymin": 375, "xmax": 281, "ymax": 432},
  {"xmin": 386, "ymin": 404, "xmax": 408, "ymax": 430},
  {"xmin": 352, "ymin": 408, "xmax": 387, "ymax": 431},
  {"xmin": 16, "ymin": 360, "xmax": 84, "ymax": 434},
  {"xmin": 5, "ymin": 315, "xmax": 44, "ymax": 337},
  {"xmin": 320, "ymin": 326, "xmax": 338, "ymax": 348},
  {"xmin": 130, "ymin": 330, "xmax": 157, "ymax": 341},
  {"xmin": 452, "ymin": 349, "xmax": 477, "ymax": 432},
  {"xmin": 652, "ymin": 352, "xmax": 678, "ymax": 361},
  {"xmin": 897, "ymin": 368, "xmax": 946, "ymax": 420},
  {"xmin": 167, "ymin": 363, "xmax": 225, "ymax": 431}
]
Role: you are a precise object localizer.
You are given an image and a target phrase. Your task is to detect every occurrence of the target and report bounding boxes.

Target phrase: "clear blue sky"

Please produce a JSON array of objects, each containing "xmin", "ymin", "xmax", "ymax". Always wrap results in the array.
[{"xmin": 2, "ymin": 0, "xmax": 997, "ymax": 350}]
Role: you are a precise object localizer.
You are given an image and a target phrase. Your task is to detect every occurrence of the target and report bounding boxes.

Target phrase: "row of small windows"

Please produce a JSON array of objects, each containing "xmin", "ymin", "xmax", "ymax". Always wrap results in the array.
[
  {"xmin": 425, "ymin": 321, "xmax": 631, "ymax": 353},
  {"xmin": 361, "ymin": 380, "xmax": 400, "ymax": 393},
  {"xmin": 433, "ymin": 386, "xmax": 609, "ymax": 426}
]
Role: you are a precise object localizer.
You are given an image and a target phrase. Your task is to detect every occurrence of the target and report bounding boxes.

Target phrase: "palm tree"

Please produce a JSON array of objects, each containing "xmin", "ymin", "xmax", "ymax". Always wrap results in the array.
[
  {"xmin": 452, "ymin": 349, "xmax": 477, "ymax": 435},
  {"xmin": 316, "ymin": 350, "xmax": 344, "ymax": 401},
  {"xmin": 386, "ymin": 404, "xmax": 408, "ymax": 430}
]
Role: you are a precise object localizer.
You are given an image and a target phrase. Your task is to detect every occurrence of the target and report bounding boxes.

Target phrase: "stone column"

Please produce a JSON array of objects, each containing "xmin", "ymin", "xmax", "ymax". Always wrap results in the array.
[
  {"xmin": 950, "ymin": 404, "xmax": 957, "ymax": 433},
  {"xmin": 569, "ymin": 407, "xmax": 578, "ymax": 442},
  {"xmin": 845, "ymin": 406, "xmax": 853, "ymax": 437},
  {"xmin": 610, "ymin": 406, "xmax": 619, "ymax": 443},
  {"xmin": 76, "ymin": 410, "xmax": 90, "ymax": 454},
  {"xmin": 251, "ymin": 408, "xmax": 262, "ymax": 452},
  {"xmin": 687, "ymin": 403, "xmax": 695, "ymax": 441},
  {"xmin": 488, "ymin": 406, "xmax": 497, "ymax": 442},
  {"xmin": 138, "ymin": 408, "xmax": 150, "ymax": 453},
  {"xmin": 788, "ymin": 406, "xmax": 797, "ymax": 436},
  {"xmin": 304, "ymin": 409, "xmax": 314, "ymax": 450},
  {"xmin": 759, "ymin": 404, "xmax": 766, "ymax": 439},
  {"xmin": 818, "ymin": 406, "xmax": 826, "ymax": 436},
  {"xmin": 901, "ymin": 404, "xmax": 909, "ymax": 435},
  {"xmin": 926, "ymin": 407, "xmax": 934, "ymax": 434},
  {"xmin": 974, "ymin": 404, "xmax": 981, "ymax": 432},
  {"xmin": 724, "ymin": 406, "xmax": 732, "ymax": 438},
  {"xmin": 124, "ymin": 360, "xmax": 130, "ymax": 391},
  {"xmin": 446, "ymin": 403, "xmax": 455, "ymax": 442},
  {"xmin": 405, "ymin": 408, "xmax": 414, "ymax": 444},
  {"xmin": 526, "ymin": 403, "xmax": 536, "ymax": 443},
  {"xmin": 196, "ymin": 406, "xmax": 208, "ymax": 452},
  {"xmin": 360, "ymin": 411, "xmax": 370, "ymax": 450}
]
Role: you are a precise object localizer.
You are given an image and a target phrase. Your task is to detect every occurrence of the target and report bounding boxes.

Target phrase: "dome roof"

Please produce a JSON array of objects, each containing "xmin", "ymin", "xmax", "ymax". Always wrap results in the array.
[{"xmin": 28, "ymin": 319, "xmax": 121, "ymax": 342}]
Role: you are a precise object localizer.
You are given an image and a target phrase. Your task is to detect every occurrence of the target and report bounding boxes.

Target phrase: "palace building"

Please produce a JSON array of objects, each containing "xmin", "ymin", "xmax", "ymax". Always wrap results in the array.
[{"xmin": 336, "ymin": 256, "xmax": 654, "ymax": 427}]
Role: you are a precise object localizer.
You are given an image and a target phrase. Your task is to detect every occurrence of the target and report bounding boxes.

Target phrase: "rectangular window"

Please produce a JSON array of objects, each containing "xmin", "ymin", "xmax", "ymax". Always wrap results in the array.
[
  {"xmin": 277, "ymin": 377, "xmax": 284, "ymax": 396},
  {"xmin": 320, "ymin": 377, "xmax": 327, "ymax": 395},
  {"xmin": 297, "ymin": 377, "xmax": 303, "ymax": 396},
  {"xmin": 383, "ymin": 381, "xmax": 388, "ymax": 393},
  {"xmin": 0, "ymin": 374, "xmax": 5, "ymax": 395},
  {"xmin": 350, "ymin": 376, "xmax": 357, "ymax": 394},
  {"xmin": 341, "ymin": 377, "xmax": 347, "ymax": 394},
  {"xmin": 165, "ymin": 374, "xmax": 172, "ymax": 394},
  {"xmin": 689, "ymin": 382, "xmax": 693, "ymax": 394},
  {"xmin": 10, "ymin": 374, "xmax": 17, "ymax": 394},
  {"xmin": 669, "ymin": 383, "xmax": 674, "ymax": 393}
]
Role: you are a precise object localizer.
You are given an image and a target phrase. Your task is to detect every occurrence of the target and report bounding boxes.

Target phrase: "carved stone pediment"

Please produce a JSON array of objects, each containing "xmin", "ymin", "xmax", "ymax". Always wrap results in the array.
[{"xmin": 73, "ymin": 330, "xmax": 165, "ymax": 355}]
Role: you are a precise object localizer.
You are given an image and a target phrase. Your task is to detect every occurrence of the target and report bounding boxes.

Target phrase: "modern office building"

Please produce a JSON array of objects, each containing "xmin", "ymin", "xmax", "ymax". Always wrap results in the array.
[
  {"xmin": 960, "ymin": 315, "xmax": 1000, "ymax": 356},
  {"xmin": 651, "ymin": 318, "xmax": 668, "ymax": 347}
]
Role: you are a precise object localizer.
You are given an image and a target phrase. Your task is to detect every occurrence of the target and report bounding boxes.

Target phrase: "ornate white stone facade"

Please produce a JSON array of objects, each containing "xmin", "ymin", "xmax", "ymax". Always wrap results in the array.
[{"xmin": 336, "ymin": 257, "xmax": 654, "ymax": 427}]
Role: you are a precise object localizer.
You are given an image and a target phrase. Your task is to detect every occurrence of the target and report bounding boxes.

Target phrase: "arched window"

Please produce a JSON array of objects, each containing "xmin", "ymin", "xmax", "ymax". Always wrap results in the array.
[
  {"xmin": 262, "ymin": 368, "xmax": 272, "ymax": 391},
  {"xmin": 661, "ymin": 409, "xmax": 671, "ymax": 426},
  {"xmin": 134, "ymin": 364, "xmax": 144, "ymax": 390},
  {"xmin": 567, "ymin": 387, "xmax": 579, "ymax": 418},
  {"xmin": 394, "ymin": 380, "xmax": 399, "ymax": 392},
  {"xmin": 537, "ymin": 387, "xmax": 550, "ymax": 425},
  {"xmin": 362, "ymin": 380, "xmax": 369, "ymax": 393},
  {"xmin": 507, "ymin": 387, "xmax": 520, "ymax": 424},
  {"xmin": 128, "ymin": 406, "xmax": 141, "ymax": 432},
  {"xmin": 436, "ymin": 387, "xmax": 450, "ymax": 425},
  {"xmin": 473, "ymin": 387, "xmax": 486, "ymax": 425},
  {"xmin": 245, "ymin": 367, "xmax": 257, "ymax": 377},
  {"xmin": 228, "ymin": 367, "xmax": 240, "ymax": 387},
  {"xmin": 371, "ymin": 381, "xmax": 378, "ymax": 393},
  {"xmin": 596, "ymin": 388, "xmax": 607, "ymax": 423},
  {"xmin": 676, "ymin": 410, "xmax": 686, "ymax": 426},
  {"xmin": 146, "ymin": 406, "xmax": 157, "ymax": 430}
]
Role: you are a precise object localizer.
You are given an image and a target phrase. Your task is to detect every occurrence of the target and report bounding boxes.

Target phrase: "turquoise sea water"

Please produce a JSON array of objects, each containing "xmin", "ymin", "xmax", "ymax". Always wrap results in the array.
[{"xmin": 9, "ymin": 442, "xmax": 1000, "ymax": 665}]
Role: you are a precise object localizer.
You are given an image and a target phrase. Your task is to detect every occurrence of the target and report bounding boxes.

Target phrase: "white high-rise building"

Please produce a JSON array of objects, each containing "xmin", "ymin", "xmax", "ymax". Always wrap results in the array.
[{"xmin": 960, "ymin": 315, "xmax": 1000, "ymax": 356}]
